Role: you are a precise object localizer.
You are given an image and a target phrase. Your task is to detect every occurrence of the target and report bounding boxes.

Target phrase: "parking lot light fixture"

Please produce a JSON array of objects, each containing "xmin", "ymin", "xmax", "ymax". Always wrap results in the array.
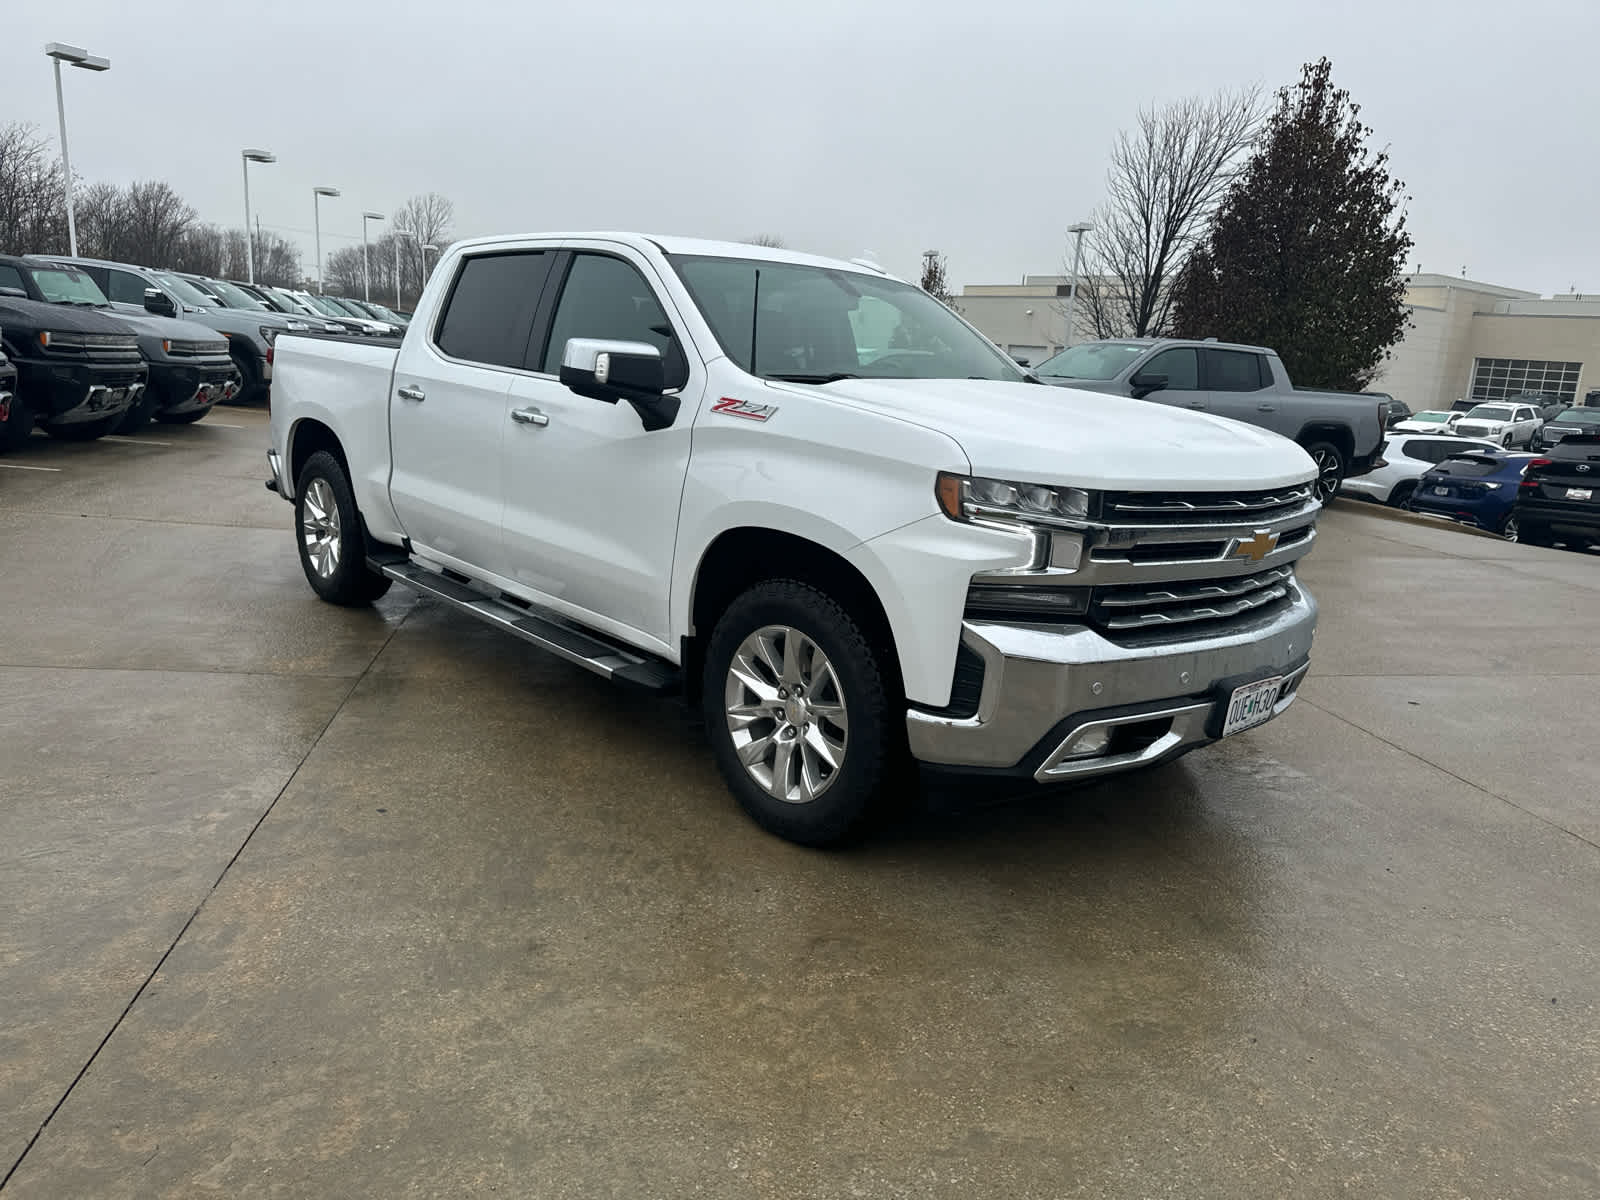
[
  {"xmin": 361, "ymin": 211, "xmax": 384, "ymax": 302},
  {"xmin": 240, "ymin": 150, "xmax": 276, "ymax": 284},
  {"xmin": 312, "ymin": 187, "xmax": 340, "ymax": 293},
  {"xmin": 1063, "ymin": 220, "xmax": 1094, "ymax": 350},
  {"xmin": 45, "ymin": 42, "xmax": 111, "ymax": 258}
]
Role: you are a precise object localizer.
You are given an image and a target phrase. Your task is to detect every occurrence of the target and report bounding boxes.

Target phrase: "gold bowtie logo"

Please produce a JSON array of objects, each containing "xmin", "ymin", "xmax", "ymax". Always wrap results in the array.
[{"xmin": 1232, "ymin": 531, "xmax": 1280, "ymax": 562}]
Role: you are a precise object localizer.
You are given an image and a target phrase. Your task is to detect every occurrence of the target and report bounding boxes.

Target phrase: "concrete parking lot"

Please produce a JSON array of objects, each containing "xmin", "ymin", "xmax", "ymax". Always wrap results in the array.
[{"xmin": 2, "ymin": 412, "xmax": 1597, "ymax": 1198}]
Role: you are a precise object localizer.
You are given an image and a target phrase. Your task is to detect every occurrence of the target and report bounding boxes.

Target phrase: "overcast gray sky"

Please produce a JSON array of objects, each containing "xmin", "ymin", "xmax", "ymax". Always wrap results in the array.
[{"xmin": 8, "ymin": 0, "xmax": 1597, "ymax": 293}]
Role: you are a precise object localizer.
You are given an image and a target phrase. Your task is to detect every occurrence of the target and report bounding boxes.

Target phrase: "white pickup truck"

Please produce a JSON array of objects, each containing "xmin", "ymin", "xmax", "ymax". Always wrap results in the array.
[{"xmin": 267, "ymin": 233, "xmax": 1321, "ymax": 844}]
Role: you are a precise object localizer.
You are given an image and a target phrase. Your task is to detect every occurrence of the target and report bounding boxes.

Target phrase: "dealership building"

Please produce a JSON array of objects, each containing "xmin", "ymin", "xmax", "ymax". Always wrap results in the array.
[{"xmin": 955, "ymin": 272, "xmax": 1600, "ymax": 409}]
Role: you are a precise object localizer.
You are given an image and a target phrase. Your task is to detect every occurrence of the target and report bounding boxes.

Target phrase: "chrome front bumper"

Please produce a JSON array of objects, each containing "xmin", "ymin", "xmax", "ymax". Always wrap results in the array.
[{"xmin": 906, "ymin": 581, "xmax": 1318, "ymax": 781}]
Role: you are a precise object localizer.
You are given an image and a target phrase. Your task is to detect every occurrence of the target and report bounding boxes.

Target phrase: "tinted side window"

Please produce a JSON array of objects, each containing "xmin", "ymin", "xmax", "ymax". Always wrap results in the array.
[
  {"xmin": 1208, "ymin": 349, "xmax": 1268, "ymax": 391},
  {"xmin": 1142, "ymin": 347, "xmax": 1199, "ymax": 389},
  {"xmin": 434, "ymin": 252, "xmax": 552, "ymax": 369},
  {"xmin": 0, "ymin": 263, "xmax": 25, "ymax": 292},
  {"xmin": 104, "ymin": 269, "xmax": 150, "ymax": 305},
  {"xmin": 540, "ymin": 253, "xmax": 686, "ymax": 388}
]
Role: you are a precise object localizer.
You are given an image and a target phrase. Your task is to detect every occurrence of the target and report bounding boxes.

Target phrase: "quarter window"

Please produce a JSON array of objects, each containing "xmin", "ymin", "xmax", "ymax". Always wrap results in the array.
[
  {"xmin": 540, "ymin": 254, "xmax": 685, "ymax": 388},
  {"xmin": 0, "ymin": 264, "xmax": 25, "ymax": 292},
  {"xmin": 1207, "ymin": 349, "xmax": 1268, "ymax": 391},
  {"xmin": 434, "ymin": 252, "xmax": 553, "ymax": 369},
  {"xmin": 1142, "ymin": 347, "xmax": 1199, "ymax": 389}
]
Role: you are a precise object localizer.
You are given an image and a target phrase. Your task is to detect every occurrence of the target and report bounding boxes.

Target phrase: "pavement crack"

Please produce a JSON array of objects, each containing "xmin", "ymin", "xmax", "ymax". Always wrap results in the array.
[
  {"xmin": 1299, "ymin": 695, "xmax": 1600, "ymax": 854},
  {"xmin": 0, "ymin": 607, "xmax": 412, "ymax": 1192}
]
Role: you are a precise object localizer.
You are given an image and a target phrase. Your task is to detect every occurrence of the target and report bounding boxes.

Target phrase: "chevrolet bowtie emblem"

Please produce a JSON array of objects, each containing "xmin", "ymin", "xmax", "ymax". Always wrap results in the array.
[{"xmin": 1232, "ymin": 531, "xmax": 1280, "ymax": 562}]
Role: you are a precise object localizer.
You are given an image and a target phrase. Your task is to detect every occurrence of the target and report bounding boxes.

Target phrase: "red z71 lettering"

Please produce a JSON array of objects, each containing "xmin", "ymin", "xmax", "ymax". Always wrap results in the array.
[{"xmin": 711, "ymin": 397, "xmax": 778, "ymax": 422}]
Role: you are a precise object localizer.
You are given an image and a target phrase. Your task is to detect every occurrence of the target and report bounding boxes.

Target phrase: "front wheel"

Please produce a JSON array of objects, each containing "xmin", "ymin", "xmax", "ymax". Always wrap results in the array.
[
  {"xmin": 1303, "ymin": 441, "xmax": 1347, "ymax": 504},
  {"xmin": 294, "ymin": 450, "xmax": 393, "ymax": 606},
  {"xmin": 702, "ymin": 580, "xmax": 900, "ymax": 846}
]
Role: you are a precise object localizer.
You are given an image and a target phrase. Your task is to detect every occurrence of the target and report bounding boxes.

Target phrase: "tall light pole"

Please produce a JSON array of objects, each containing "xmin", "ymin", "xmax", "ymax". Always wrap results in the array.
[
  {"xmin": 312, "ymin": 187, "xmax": 340, "ymax": 292},
  {"xmin": 1063, "ymin": 220, "xmax": 1094, "ymax": 350},
  {"xmin": 361, "ymin": 211, "xmax": 384, "ymax": 301},
  {"xmin": 44, "ymin": 43, "xmax": 110, "ymax": 258},
  {"xmin": 240, "ymin": 150, "xmax": 275, "ymax": 284},
  {"xmin": 394, "ymin": 230, "xmax": 417, "ymax": 309},
  {"xmin": 422, "ymin": 243, "xmax": 438, "ymax": 284}
]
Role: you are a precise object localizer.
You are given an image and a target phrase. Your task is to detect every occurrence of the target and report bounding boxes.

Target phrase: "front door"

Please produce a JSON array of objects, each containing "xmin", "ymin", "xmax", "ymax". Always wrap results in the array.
[
  {"xmin": 1137, "ymin": 346, "xmax": 1205, "ymax": 412},
  {"xmin": 388, "ymin": 249, "xmax": 555, "ymax": 573},
  {"xmin": 501, "ymin": 247, "xmax": 700, "ymax": 649}
]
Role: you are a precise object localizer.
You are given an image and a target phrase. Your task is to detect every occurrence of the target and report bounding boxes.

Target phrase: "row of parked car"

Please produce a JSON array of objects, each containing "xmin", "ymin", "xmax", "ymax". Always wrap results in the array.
[
  {"xmin": 0, "ymin": 252, "xmax": 409, "ymax": 450},
  {"xmin": 1381, "ymin": 394, "xmax": 1598, "ymax": 451}
]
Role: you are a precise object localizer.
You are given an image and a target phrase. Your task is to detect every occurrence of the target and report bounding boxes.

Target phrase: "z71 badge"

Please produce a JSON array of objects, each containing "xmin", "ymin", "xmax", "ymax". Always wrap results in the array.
[{"xmin": 711, "ymin": 397, "xmax": 778, "ymax": 422}]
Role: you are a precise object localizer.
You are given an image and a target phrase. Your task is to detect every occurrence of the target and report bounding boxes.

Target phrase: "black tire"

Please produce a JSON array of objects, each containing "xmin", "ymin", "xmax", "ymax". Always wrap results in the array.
[
  {"xmin": 42, "ymin": 414, "xmax": 121, "ymax": 442},
  {"xmin": 1502, "ymin": 432, "xmax": 1514, "ymax": 447},
  {"xmin": 1520, "ymin": 523, "xmax": 1553, "ymax": 548},
  {"xmin": 112, "ymin": 385, "xmax": 161, "ymax": 435},
  {"xmin": 154, "ymin": 408, "xmax": 211, "ymax": 425},
  {"xmin": 0, "ymin": 389, "xmax": 33, "ymax": 452},
  {"xmin": 1303, "ymin": 441, "xmax": 1346, "ymax": 504},
  {"xmin": 701, "ymin": 579, "xmax": 900, "ymax": 846},
  {"xmin": 229, "ymin": 348, "xmax": 265, "ymax": 405},
  {"xmin": 1388, "ymin": 480, "xmax": 1416, "ymax": 509},
  {"xmin": 293, "ymin": 450, "xmax": 393, "ymax": 607},
  {"xmin": 1499, "ymin": 513, "xmax": 1521, "ymax": 542}
]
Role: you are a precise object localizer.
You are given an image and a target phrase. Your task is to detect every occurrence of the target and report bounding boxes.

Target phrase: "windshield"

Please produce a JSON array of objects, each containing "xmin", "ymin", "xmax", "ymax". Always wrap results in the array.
[
  {"xmin": 1409, "ymin": 411, "xmax": 1452, "ymax": 423},
  {"xmin": 202, "ymin": 278, "xmax": 269, "ymax": 310},
  {"xmin": 1552, "ymin": 409, "xmax": 1600, "ymax": 425},
  {"xmin": 265, "ymin": 288, "xmax": 315, "ymax": 315},
  {"xmin": 297, "ymin": 294, "xmax": 347, "ymax": 317},
  {"xmin": 26, "ymin": 263, "xmax": 110, "ymax": 306},
  {"xmin": 1467, "ymin": 405, "xmax": 1514, "ymax": 421},
  {"xmin": 323, "ymin": 298, "xmax": 369, "ymax": 318},
  {"xmin": 154, "ymin": 272, "xmax": 218, "ymax": 309},
  {"xmin": 1033, "ymin": 342, "xmax": 1149, "ymax": 380},
  {"xmin": 671, "ymin": 255, "xmax": 1024, "ymax": 382}
]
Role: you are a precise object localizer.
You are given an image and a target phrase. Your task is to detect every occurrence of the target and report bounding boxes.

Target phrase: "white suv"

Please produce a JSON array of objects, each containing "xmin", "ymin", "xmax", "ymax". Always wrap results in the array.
[
  {"xmin": 1453, "ymin": 402, "xmax": 1542, "ymax": 447},
  {"xmin": 1339, "ymin": 433, "xmax": 1504, "ymax": 506}
]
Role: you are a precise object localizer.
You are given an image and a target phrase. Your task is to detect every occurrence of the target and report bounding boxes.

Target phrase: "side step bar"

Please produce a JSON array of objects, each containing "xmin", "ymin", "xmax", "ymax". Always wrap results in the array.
[{"xmin": 375, "ymin": 557, "xmax": 680, "ymax": 694}]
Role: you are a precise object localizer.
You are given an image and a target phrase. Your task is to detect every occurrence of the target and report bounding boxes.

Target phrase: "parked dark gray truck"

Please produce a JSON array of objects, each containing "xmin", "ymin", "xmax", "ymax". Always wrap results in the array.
[
  {"xmin": 1034, "ymin": 339, "xmax": 1387, "ymax": 501},
  {"xmin": 0, "ymin": 292, "xmax": 146, "ymax": 449}
]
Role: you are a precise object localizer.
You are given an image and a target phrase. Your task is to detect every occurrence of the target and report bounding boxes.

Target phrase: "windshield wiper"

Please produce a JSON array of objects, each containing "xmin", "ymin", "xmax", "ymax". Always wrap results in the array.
[{"xmin": 767, "ymin": 372, "xmax": 860, "ymax": 384}]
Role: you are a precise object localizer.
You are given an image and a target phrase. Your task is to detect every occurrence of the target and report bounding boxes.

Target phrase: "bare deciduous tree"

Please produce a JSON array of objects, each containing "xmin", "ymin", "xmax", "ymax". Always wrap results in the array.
[
  {"xmin": 742, "ymin": 233, "xmax": 785, "ymax": 248},
  {"xmin": 1065, "ymin": 86, "xmax": 1264, "ymax": 339},
  {"xmin": 0, "ymin": 123, "xmax": 68, "ymax": 256}
]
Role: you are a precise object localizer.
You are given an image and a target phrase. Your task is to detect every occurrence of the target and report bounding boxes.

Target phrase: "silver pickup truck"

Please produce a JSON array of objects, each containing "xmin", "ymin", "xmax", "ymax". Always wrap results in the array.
[{"xmin": 1035, "ymin": 338, "xmax": 1387, "ymax": 501}]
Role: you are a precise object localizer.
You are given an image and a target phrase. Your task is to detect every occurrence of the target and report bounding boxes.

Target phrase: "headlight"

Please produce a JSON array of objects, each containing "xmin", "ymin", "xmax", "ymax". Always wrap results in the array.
[
  {"xmin": 937, "ymin": 472, "xmax": 1094, "ymax": 527},
  {"xmin": 39, "ymin": 331, "xmax": 86, "ymax": 350}
]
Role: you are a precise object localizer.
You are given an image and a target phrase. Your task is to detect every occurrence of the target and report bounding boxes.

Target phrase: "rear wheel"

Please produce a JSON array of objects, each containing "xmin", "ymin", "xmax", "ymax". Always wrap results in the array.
[
  {"xmin": 1520, "ymin": 523, "xmax": 1553, "ymax": 547},
  {"xmin": 702, "ymin": 580, "xmax": 900, "ymax": 846},
  {"xmin": 294, "ymin": 450, "xmax": 393, "ymax": 606},
  {"xmin": 1388, "ymin": 480, "xmax": 1416, "ymax": 509},
  {"xmin": 1303, "ymin": 441, "xmax": 1346, "ymax": 504},
  {"xmin": 42, "ymin": 415, "xmax": 121, "ymax": 442},
  {"xmin": 1500, "ymin": 514, "xmax": 1521, "ymax": 542}
]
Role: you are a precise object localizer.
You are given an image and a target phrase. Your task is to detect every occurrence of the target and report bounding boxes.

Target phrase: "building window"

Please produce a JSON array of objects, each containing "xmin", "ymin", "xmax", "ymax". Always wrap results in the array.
[{"xmin": 1469, "ymin": 358, "xmax": 1582, "ymax": 404}]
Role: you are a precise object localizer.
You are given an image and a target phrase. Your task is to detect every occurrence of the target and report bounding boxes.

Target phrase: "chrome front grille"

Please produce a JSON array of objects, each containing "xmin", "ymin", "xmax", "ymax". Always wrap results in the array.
[
  {"xmin": 1102, "ymin": 484, "xmax": 1313, "ymax": 526},
  {"xmin": 1455, "ymin": 423, "xmax": 1492, "ymax": 438},
  {"xmin": 1091, "ymin": 566, "xmax": 1295, "ymax": 633}
]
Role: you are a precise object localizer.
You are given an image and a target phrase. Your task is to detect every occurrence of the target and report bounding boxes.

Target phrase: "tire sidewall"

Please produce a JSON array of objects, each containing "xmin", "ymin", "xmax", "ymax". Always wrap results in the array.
[
  {"xmin": 701, "ymin": 581, "xmax": 895, "ymax": 845},
  {"xmin": 1304, "ymin": 441, "xmax": 1346, "ymax": 502},
  {"xmin": 294, "ymin": 451, "xmax": 387, "ymax": 606}
]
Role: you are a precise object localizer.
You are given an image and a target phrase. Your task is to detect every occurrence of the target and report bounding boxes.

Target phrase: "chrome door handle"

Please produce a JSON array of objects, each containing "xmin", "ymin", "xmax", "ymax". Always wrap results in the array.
[
  {"xmin": 397, "ymin": 385, "xmax": 425, "ymax": 402},
  {"xmin": 1187, "ymin": 400, "xmax": 1206, "ymax": 409},
  {"xmin": 511, "ymin": 406, "xmax": 549, "ymax": 427}
]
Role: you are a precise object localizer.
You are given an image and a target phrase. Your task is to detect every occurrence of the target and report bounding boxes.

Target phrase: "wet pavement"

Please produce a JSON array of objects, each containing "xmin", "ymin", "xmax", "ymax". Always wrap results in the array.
[{"xmin": 2, "ymin": 413, "xmax": 1596, "ymax": 1198}]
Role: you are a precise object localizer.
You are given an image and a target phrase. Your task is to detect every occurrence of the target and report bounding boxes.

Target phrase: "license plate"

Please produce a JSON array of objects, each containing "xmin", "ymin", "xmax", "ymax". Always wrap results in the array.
[
  {"xmin": 1222, "ymin": 677, "xmax": 1283, "ymax": 737},
  {"xmin": 1434, "ymin": 485, "xmax": 1450, "ymax": 496},
  {"xmin": 1567, "ymin": 487, "xmax": 1593, "ymax": 501}
]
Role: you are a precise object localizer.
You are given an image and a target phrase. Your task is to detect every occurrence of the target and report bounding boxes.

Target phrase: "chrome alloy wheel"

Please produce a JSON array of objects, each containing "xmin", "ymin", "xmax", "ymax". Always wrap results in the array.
[
  {"xmin": 724, "ymin": 625, "xmax": 848, "ymax": 804},
  {"xmin": 300, "ymin": 477, "xmax": 342, "ymax": 578},
  {"xmin": 1310, "ymin": 448, "xmax": 1342, "ymax": 503}
]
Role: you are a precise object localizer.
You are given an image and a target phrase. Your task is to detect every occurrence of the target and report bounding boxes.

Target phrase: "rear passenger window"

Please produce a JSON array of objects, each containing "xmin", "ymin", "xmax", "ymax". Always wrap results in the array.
[
  {"xmin": 1208, "ymin": 349, "xmax": 1268, "ymax": 391},
  {"xmin": 104, "ymin": 269, "xmax": 150, "ymax": 305},
  {"xmin": 1142, "ymin": 347, "xmax": 1199, "ymax": 389},
  {"xmin": 540, "ymin": 253, "xmax": 686, "ymax": 388},
  {"xmin": 0, "ymin": 264, "xmax": 25, "ymax": 292},
  {"xmin": 433, "ymin": 252, "xmax": 553, "ymax": 369}
]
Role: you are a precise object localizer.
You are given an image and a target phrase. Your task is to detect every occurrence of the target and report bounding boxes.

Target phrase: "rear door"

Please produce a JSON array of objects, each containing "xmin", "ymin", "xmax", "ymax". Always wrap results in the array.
[
  {"xmin": 1201, "ymin": 348, "xmax": 1284, "ymax": 433},
  {"xmin": 500, "ymin": 245, "xmax": 700, "ymax": 647},
  {"xmin": 388, "ymin": 249, "xmax": 556, "ymax": 574}
]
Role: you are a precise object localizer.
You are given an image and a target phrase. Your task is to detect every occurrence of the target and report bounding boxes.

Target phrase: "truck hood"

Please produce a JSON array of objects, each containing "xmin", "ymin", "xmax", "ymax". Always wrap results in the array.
[
  {"xmin": 774, "ymin": 377, "xmax": 1316, "ymax": 490},
  {"xmin": 0, "ymin": 296, "xmax": 136, "ymax": 336}
]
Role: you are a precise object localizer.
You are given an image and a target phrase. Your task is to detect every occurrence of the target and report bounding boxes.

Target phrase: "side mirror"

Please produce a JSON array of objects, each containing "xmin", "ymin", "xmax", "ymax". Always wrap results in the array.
[
  {"xmin": 0, "ymin": 286, "xmax": 27, "ymax": 299},
  {"xmin": 143, "ymin": 288, "xmax": 177, "ymax": 318},
  {"xmin": 1129, "ymin": 371, "xmax": 1169, "ymax": 399},
  {"xmin": 559, "ymin": 337, "xmax": 679, "ymax": 431}
]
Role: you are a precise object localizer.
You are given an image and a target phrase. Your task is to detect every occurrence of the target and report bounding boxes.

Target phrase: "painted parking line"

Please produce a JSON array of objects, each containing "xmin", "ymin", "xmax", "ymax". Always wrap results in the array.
[
  {"xmin": 101, "ymin": 436, "xmax": 173, "ymax": 447},
  {"xmin": 202, "ymin": 423, "xmax": 246, "ymax": 429},
  {"xmin": 0, "ymin": 462, "xmax": 63, "ymax": 472}
]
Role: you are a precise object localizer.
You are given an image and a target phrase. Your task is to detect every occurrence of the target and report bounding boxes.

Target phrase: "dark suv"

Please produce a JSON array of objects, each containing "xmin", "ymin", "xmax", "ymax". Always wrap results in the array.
[
  {"xmin": 0, "ymin": 288, "xmax": 145, "ymax": 449},
  {"xmin": 0, "ymin": 255, "xmax": 238, "ymax": 433},
  {"xmin": 1515, "ymin": 435, "xmax": 1600, "ymax": 550}
]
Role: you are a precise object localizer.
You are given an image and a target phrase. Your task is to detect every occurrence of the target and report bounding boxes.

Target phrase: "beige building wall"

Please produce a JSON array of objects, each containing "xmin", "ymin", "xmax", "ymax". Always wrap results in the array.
[{"xmin": 955, "ymin": 275, "xmax": 1105, "ymax": 366}]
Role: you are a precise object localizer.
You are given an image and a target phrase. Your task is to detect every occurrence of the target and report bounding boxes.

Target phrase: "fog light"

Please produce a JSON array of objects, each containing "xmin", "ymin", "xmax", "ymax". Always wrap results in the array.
[{"xmin": 1063, "ymin": 726, "xmax": 1112, "ymax": 759}]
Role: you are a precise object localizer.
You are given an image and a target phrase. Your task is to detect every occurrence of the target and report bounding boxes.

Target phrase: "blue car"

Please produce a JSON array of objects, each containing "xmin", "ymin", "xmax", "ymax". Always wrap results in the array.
[{"xmin": 1409, "ymin": 448, "xmax": 1539, "ymax": 541}]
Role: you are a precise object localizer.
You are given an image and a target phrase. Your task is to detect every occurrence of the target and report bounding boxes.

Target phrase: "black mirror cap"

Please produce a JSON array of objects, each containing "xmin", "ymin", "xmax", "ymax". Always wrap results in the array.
[
  {"xmin": 143, "ymin": 287, "xmax": 176, "ymax": 317},
  {"xmin": 1129, "ymin": 371, "xmax": 1169, "ymax": 398}
]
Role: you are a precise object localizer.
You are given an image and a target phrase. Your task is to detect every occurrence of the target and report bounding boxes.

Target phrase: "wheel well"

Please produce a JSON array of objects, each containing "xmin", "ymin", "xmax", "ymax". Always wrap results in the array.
[
  {"xmin": 1296, "ymin": 424, "xmax": 1354, "ymax": 461},
  {"xmin": 685, "ymin": 528, "xmax": 903, "ymax": 703},
  {"xmin": 288, "ymin": 418, "xmax": 348, "ymax": 491}
]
